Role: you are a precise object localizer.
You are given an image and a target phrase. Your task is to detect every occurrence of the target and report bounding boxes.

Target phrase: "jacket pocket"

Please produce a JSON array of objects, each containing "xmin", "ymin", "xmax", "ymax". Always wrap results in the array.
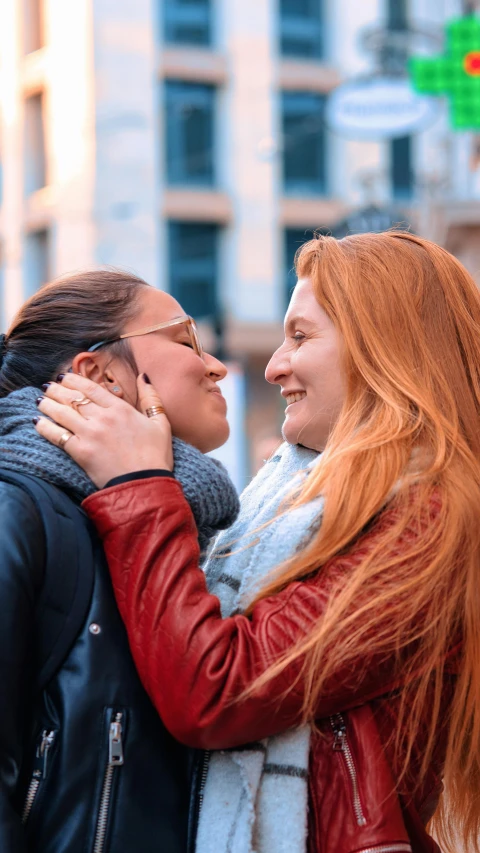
[
  {"xmin": 22, "ymin": 728, "xmax": 57, "ymax": 825},
  {"xmin": 92, "ymin": 708, "xmax": 125, "ymax": 853},
  {"xmin": 330, "ymin": 713, "xmax": 368, "ymax": 827}
]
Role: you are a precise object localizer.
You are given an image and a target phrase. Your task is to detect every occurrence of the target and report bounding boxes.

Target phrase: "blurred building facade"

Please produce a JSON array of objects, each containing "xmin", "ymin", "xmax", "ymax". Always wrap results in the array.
[{"xmin": 0, "ymin": 0, "xmax": 479, "ymax": 479}]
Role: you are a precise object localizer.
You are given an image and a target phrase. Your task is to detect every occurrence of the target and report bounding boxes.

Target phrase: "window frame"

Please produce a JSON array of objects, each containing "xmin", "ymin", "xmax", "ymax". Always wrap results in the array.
[
  {"xmin": 282, "ymin": 90, "xmax": 327, "ymax": 196},
  {"xmin": 279, "ymin": 0, "xmax": 323, "ymax": 59},
  {"xmin": 168, "ymin": 221, "xmax": 219, "ymax": 320},
  {"xmin": 24, "ymin": 91, "xmax": 47, "ymax": 197},
  {"xmin": 163, "ymin": 0, "xmax": 212, "ymax": 47},
  {"xmin": 390, "ymin": 135, "xmax": 413, "ymax": 201},
  {"xmin": 165, "ymin": 80, "xmax": 216, "ymax": 187}
]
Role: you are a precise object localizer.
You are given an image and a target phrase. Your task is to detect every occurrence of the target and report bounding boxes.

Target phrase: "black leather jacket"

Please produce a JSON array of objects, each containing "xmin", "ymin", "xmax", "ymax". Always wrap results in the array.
[{"xmin": 0, "ymin": 480, "xmax": 191, "ymax": 853}]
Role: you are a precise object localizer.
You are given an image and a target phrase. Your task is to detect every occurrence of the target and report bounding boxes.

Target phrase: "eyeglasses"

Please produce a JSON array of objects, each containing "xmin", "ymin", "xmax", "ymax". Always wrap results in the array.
[{"xmin": 87, "ymin": 315, "xmax": 204, "ymax": 360}]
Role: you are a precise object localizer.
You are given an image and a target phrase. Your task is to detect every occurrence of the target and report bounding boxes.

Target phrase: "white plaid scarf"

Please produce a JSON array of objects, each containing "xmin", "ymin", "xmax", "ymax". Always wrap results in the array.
[{"xmin": 199, "ymin": 442, "xmax": 323, "ymax": 853}]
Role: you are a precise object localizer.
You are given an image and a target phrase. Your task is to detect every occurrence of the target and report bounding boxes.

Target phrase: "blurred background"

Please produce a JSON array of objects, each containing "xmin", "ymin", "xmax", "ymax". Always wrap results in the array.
[{"xmin": 1, "ymin": 0, "xmax": 480, "ymax": 487}]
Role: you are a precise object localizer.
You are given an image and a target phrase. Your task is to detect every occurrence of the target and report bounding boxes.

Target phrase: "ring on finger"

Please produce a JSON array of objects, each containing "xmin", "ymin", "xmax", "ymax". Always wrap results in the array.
[
  {"xmin": 58, "ymin": 430, "xmax": 74, "ymax": 450},
  {"xmin": 145, "ymin": 405, "xmax": 166, "ymax": 418},
  {"xmin": 71, "ymin": 396, "xmax": 91, "ymax": 412}
]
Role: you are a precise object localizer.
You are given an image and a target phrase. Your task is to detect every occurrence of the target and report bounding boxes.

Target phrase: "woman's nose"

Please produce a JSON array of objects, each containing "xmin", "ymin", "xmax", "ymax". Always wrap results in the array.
[
  {"xmin": 265, "ymin": 344, "xmax": 290, "ymax": 385},
  {"xmin": 204, "ymin": 352, "xmax": 228, "ymax": 381}
]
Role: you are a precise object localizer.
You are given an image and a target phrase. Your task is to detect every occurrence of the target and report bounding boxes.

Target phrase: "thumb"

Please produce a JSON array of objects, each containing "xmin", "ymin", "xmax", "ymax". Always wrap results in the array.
[
  {"xmin": 136, "ymin": 373, "xmax": 173, "ymax": 471},
  {"xmin": 136, "ymin": 373, "xmax": 169, "ymax": 421}
]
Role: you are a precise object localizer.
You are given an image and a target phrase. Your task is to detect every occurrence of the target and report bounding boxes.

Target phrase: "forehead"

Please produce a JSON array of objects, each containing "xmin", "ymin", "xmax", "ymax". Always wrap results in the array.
[
  {"xmin": 285, "ymin": 277, "xmax": 329, "ymax": 327},
  {"xmin": 126, "ymin": 286, "xmax": 184, "ymax": 331}
]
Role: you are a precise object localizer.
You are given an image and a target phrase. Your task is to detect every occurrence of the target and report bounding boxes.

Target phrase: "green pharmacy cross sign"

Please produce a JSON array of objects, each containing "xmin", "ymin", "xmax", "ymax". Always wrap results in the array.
[{"xmin": 410, "ymin": 16, "xmax": 480, "ymax": 130}]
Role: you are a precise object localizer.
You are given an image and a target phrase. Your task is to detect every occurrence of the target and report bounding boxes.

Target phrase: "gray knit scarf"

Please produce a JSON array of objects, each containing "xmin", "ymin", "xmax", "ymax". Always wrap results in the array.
[
  {"xmin": 0, "ymin": 386, "xmax": 240, "ymax": 552},
  {"xmin": 198, "ymin": 442, "xmax": 324, "ymax": 853}
]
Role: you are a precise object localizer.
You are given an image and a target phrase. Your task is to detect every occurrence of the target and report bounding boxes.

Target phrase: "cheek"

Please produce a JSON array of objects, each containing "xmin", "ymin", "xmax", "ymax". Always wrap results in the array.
[
  {"xmin": 148, "ymin": 361, "xmax": 209, "ymax": 427},
  {"xmin": 297, "ymin": 343, "xmax": 344, "ymax": 406}
]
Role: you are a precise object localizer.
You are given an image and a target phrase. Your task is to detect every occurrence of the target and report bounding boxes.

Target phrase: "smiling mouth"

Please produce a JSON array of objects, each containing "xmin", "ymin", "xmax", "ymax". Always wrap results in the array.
[{"xmin": 285, "ymin": 392, "xmax": 306, "ymax": 405}]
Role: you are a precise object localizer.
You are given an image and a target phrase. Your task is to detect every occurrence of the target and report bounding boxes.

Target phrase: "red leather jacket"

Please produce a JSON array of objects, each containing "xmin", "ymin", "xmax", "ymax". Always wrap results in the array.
[{"xmin": 83, "ymin": 478, "xmax": 458, "ymax": 853}]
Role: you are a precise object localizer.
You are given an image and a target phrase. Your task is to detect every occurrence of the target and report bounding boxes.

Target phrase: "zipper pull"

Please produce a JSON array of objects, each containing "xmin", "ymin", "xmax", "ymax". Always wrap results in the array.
[
  {"xmin": 331, "ymin": 716, "xmax": 347, "ymax": 752},
  {"xmin": 33, "ymin": 730, "xmax": 56, "ymax": 779},
  {"xmin": 108, "ymin": 713, "xmax": 124, "ymax": 766}
]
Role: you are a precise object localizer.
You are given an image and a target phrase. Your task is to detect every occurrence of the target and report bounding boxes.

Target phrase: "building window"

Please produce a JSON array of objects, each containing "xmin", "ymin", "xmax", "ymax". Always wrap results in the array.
[
  {"xmin": 168, "ymin": 222, "xmax": 218, "ymax": 318},
  {"xmin": 24, "ymin": 92, "xmax": 46, "ymax": 196},
  {"xmin": 284, "ymin": 229, "xmax": 312, "ymax": 305},
  {"xmin": 164, "ymin": 0, "xmax": 211, "ymax": 46},
  {"xmin": 282, "ymin": 92, "xmax": 326, "ymax": 195},
  {"xmin": 280, "ymin": 0, "xmax": 323, "ymax": 59},
  {"xmin": 165, "ymin": 82, "xmax": 215, "ymax": 186},
  {"xmin": 387, "ymin": 0, "xmax": 407, "ymax": 30},
  {"xmin": 24, "ymin": 0, "xmax": 44, "ymax": 54},
  {"xmin": 0, "ymin": 132, "xmax": 3, "ymax": 208},
  {"xmin": 24, "ymin": 229, "xmax": 50, "ymax": 296},
  {"xmin": 0, "ymin": 243, "xmax": 4, "ymax": 333},
  {"xmin": 390, "ymin": 136, "xmax": 413, "ymax": 200}
]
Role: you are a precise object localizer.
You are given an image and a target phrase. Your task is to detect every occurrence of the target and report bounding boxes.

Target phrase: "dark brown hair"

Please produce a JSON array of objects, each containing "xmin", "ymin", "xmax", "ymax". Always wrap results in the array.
[{"xmin": 0, "ymin": 269, "xmax": 149, "ymax": 396}]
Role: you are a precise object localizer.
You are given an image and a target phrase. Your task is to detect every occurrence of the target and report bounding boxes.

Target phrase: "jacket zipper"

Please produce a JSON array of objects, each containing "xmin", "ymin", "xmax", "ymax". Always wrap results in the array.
[
  {"xmin": 197, "ymin": 750, "xmax": 211, "ymax": 817},
  {"xmin": 330, "ymin": 713, "xmax": 367, "ymax": 827},
  {"xmin": 357, "ymin": 846, "xmax": 412, "ymax": 853},
  {"xmin": 22, "ymin": 729, "xmax": 56, "ymax": 824},
  {"xmin": 93, "ymin": 711, "xmax": 124, "ymax": 853}
]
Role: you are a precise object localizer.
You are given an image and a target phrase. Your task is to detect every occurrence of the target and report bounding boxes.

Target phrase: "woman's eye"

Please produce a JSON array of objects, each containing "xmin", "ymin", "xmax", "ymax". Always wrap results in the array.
[{"xmin": 292, "ymin": 333, "xmax": 306, "ymax": 343}]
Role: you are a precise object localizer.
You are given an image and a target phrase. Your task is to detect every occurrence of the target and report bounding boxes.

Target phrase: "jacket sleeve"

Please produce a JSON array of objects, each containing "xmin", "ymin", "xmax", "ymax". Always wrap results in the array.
[
  {"xmin": 83, "ymin": 478, "xmax": 430, "ymax": 751},
  {"xmin": 0, "ymin": 484, "xmax": 44, "ymax": 851}
]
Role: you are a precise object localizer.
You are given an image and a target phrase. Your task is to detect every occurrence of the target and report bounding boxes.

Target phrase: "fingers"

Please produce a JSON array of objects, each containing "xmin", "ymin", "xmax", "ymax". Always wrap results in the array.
[
  {"xmin": 35, "ymin": 416, "xmax": 81, "ymax": 458},
  {"xmin": 136, "ymin": 373, "xmax": 169, "ymax": 421},
  {"xmin": 54, "ymin": 373, "xmax": 115, "ymax": 408},
  {"xmin": 42, "ymin": 380, "xmax": 97, "ymax": 409},
  {"xmin": 36, "ymin": 394, "xmax": 86, "ymax": 433}
]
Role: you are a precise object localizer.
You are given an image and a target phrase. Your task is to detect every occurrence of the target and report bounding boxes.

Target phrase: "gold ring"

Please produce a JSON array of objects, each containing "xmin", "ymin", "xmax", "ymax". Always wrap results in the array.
[
  {"xmin": 145, "ymin": 405, "xmax": 166, "ymax": 418},
  {"xmin": 58, "ymin": 430, "xmax": 73, "ymax": 450},
  {"xmin": 71, "ymin": 396, "xmax": 90, "ymax": 412}
]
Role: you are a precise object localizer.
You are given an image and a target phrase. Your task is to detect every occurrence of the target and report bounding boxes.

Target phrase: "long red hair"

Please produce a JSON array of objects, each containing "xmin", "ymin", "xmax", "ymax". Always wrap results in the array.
[{"xmin": 246, "ymin": 232, "xmax": 480, "ymax": 851}]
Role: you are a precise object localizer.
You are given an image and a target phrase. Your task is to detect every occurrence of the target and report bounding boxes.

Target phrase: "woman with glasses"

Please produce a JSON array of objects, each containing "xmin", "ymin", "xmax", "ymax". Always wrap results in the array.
[
  {"xmin": 0, "ymin": 269, "xmax": 239, "ymax": 853},
  {"xmin": 36, "ymin": 232, "xmax": 480, "ymax": 853}
]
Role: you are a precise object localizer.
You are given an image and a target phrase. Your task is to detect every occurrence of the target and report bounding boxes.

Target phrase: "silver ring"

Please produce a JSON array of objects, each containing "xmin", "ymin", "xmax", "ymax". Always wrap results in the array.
[{"xmin": 58, "ymin": 430, "xmax": 73, "ymax": 450}]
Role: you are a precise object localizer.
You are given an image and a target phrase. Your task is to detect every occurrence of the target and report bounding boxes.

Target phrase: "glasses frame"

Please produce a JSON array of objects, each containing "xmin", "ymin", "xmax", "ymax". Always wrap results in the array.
[{"xmin": 87, "ymin": 315, "xmax": 204, "ymax": 359}]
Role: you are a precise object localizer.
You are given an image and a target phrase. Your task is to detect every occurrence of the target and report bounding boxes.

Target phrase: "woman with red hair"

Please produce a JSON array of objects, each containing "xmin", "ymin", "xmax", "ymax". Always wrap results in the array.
[{"xmin": 37, "ymin": 232, "xmax": 480, "ymax": 853}]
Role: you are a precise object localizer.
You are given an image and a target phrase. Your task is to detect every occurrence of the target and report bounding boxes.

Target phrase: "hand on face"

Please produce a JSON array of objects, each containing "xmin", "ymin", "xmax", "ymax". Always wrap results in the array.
[
  {"xmin": 102, "ymin": 288, "xmax": 230, "ymax": 454},
  {"xmin": 35, "ymin": 373, "xmax": 174, "ymax": 487}
]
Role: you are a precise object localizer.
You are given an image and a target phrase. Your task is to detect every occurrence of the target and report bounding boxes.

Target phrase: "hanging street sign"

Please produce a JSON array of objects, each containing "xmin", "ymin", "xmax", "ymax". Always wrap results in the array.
[
  {"xmin": 410, "ymin": 15, "xmax": 480, "ymax": 130},
  {"xmin": 325, "ymin": 76, "xmax": 439, "ymax": 140},
  {"xmin": 330, "ymin": 205, "xmax": 410, "ymax": 239}
]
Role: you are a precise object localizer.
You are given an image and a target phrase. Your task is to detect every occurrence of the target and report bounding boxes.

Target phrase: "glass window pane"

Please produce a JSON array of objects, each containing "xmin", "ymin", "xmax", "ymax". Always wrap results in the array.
[
  {"xmin": 284, "ymin": 228, "xmax": 330, "ymax": 307},
  {"xmin": 282, "ymin": 92, "xmax": 326, "ymax": 194},
  {"xmin": 24, "ymin": 93, "xmax": 46, "ymax": 196},
  {"xmin": 391, "ymin": 136, "xmax": 412, "ymax": 200},
  {"xmin": 387, "ymin": 0, "xmax": 408, "ymax": 30},
  {"xmin": 280, "ymin": 0, "xmax": 323, "ymax": 59},
  {"xmin": 166, "ymin": 82, "xmax": 215, "ymax": 186},
  {"xmin": 168, "ymin": 222, "xmax": 218, "ymax": 318},
  {"xmin": 0, "ymin": 242, "xmax": 4, "ymax": 333},
  {"xmin": 284, "ymin": 228, "xmax": 310, "ymax": 305},
  {"xmin": 164, "ymin": 0, "xmax": 211, "ymax": 46},
  {"xmin": 23, "ymin": 230, "xmax": 50, "ymax": 297}
]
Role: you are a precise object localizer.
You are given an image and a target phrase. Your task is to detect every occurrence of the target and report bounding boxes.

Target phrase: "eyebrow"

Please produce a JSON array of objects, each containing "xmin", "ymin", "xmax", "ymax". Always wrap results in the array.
[{"xmin": 284, "ymin": 314, "xmax": 314, "ymax": 330}]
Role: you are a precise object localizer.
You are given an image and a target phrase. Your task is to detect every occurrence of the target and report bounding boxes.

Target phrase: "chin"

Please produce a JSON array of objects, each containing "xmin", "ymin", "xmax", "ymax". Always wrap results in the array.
[
  {"xmin": 191, "ymin": 420, "xmax": 230, "ymax": 454},
  {"xmin": 281, "ymin": 419, "xmax": 300, "ymax": 446}
]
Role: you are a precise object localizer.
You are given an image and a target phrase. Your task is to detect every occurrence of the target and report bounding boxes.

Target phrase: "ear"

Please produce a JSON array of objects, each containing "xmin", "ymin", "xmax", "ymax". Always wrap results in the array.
[{"xmin": 71, "ymin": 352, "xmax": 125, "ymax": 398}]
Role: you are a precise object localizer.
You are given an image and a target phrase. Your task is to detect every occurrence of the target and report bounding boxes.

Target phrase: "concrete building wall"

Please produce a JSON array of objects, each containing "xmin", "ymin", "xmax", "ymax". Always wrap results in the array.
[
  {"xmin": 92, "ymin": 0, "xmax": 159, "ymax": 284},
  {"xmin": 2, "ymin": 0, "xmax": 480, "ymax": 472}
]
